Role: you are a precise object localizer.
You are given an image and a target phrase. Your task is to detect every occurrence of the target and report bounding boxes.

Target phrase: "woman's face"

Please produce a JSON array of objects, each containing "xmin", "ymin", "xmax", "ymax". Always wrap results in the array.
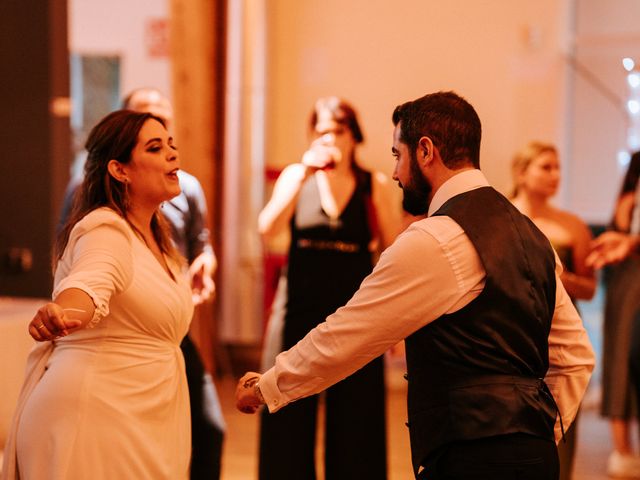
[
  {"xmin": 125, "ymin": 118, "xmax": 180, "ymax": 207},
  {"xmin": 518, "ymin": 150, "xmax": 560, "ymax": 198},
  {"xmin": 311, "ymin": 110, "xmax": 356, "ymax": 166}
]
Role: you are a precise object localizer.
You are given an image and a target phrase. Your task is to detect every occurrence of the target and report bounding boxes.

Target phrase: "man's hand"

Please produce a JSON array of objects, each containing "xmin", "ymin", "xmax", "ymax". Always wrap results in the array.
[
  {"xmin": 586, "ymin": 231, "xmax": 639, "ymax": 269},
  {"xmin": 235, "ymin": 372, "xmax": 264, "ymax": 414},
  {"xmin": 189, "ymin": 251, "xmax": 217, "ymax": 305}
]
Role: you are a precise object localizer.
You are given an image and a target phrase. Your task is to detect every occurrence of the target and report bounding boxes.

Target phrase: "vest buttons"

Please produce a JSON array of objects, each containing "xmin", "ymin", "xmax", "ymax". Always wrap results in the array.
[
  {"xmin": 405, "ymin": 421, "xmax": 410, "ymax": 428},
  {"xmin": 403, "ymin": 373, "xmax": 408, "ymax": 380}
]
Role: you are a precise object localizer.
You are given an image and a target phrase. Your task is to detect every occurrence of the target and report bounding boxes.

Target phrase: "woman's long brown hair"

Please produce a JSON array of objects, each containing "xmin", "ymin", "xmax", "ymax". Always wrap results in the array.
[{"xmin": 54, "ymin": 110, "xmax": 180, "ymax": 269}]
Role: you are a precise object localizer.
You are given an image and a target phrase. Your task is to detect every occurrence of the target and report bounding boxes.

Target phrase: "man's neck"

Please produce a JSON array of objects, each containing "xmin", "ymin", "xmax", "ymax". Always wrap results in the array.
[{"xmin": 427, "ymin": 168, "xmax": 486, "ymax": 216}]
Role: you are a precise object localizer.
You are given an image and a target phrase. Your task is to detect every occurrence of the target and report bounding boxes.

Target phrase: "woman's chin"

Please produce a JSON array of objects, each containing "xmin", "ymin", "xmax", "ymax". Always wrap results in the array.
[{"xmin": 163, "ymin": 187, "xmax": 181, "ymax": 202}]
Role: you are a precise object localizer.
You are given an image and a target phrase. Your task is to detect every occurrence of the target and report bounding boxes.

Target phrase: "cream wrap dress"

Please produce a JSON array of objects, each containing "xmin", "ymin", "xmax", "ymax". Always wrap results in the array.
[{"xmin": 2, "ymin": 208, "xmax": 193, "ymax": 480}]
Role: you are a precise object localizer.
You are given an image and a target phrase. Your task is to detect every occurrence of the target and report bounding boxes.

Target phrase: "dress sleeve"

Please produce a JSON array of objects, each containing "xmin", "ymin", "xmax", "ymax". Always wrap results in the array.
[
  {"xmin": 52, "ymin": 210, "xmax": 134, "ymax": 327},
  {"xmin": 183, "ymin": 174, "xmax": 213, "ymax": 262}
]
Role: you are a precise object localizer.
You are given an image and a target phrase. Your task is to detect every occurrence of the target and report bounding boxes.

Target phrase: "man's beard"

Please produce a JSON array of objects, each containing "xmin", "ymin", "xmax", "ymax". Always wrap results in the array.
[{"xmin": 401, "ymin": 152, "xmax": 432, "ymax": 216}]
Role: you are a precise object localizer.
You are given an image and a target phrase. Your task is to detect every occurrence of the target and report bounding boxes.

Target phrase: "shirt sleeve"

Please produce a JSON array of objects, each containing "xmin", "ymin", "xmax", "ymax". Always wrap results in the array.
[
  {"xmin": 259, "ymin": 219, "xmax": 472, "ymax": 412},
  {"xmin": 52, "ymin": 211, "xmax": 134, "ymax": 327},
  {"xmin": 184, "ymin": 175, "xmax": 213, "ymax": 262},
  {"xmin": 543, "ymin": 255, "xmax": 596, "ymax": 442}
]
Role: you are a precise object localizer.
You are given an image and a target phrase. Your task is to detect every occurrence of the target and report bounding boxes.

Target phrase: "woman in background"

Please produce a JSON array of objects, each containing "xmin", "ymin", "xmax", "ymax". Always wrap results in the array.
[
  {"xmin": 2, "ymin": 110, "xmax": 193, "ymax": 479},
  {"xmin": 511, "ymin": 141, "xmax": 596, "ymax": 480},
  {"xmin": 257, "ymin": 97, "xmax": 399, "ymax": 479},
  {"xmin": 601, "ymin": 151, "xmax": 640, "ymax": 478}
]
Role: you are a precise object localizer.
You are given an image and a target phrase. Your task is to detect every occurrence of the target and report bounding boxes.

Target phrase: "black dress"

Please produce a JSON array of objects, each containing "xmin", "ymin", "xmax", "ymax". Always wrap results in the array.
[{"xmin": 259, "ymin": 168, "xmax": 388, "ymax": 480}]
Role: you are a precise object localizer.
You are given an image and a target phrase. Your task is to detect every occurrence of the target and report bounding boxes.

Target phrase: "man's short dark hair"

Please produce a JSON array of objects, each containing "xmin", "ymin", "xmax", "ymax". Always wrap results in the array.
[{"xmin": 392, "ymin": 91, "xmax": 482, "ymax": 169}]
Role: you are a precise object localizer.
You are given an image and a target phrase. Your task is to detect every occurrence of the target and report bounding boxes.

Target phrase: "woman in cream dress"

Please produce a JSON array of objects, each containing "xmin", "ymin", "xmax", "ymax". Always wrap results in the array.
[{"xmin": 2, "ymin": 110, "xmax": 193, "ymax": 479}]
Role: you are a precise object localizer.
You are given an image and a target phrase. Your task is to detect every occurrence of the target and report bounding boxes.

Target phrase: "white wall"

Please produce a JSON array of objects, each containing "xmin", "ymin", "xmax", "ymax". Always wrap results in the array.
[
  {"xmin": 265, "ymin": 0, "xmax": 572, "ymax": 197},
  {"xmin": 568, "ymin": 0, "xmax": 640, "ymax": 224},
  {"xmin": 68, "ymin": 0, "xmax": 640, "ymax": 226},
  {"xmin": 263, "ymin": 0, "xmax": 640, "ymax": 225},
  {"xmin": 68, "ymin": 0, "xmax": 171, "ymax": 101}
]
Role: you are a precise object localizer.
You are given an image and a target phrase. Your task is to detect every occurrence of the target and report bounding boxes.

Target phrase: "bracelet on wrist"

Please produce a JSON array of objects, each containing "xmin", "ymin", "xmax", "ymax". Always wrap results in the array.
[{"xmin": 243, "ymin": 375, "xmax": 265, "ymax": 404}]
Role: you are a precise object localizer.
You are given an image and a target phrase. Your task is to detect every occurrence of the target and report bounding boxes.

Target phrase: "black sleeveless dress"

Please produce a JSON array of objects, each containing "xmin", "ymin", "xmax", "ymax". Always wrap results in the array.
[
  {"xmin": 259, "ymin": 169, "xmax": 388, "ymax": 480},
  {"xmin": 283, "ymin": 169, "xmax": 376, "ymax": 347}
]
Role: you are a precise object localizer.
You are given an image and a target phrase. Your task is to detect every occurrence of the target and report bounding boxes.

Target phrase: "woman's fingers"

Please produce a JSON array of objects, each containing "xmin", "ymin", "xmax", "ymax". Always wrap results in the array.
[
  {"xmin": 29, "ymin": 303, "xmax": 79, "ymax": 341},
  {"xmin": 302, "ymin": 146, "xmax": 337, "ymax": 170},
  {"xmin": 43, "ymin": 304, "xmax": 71, "ymax": 336},
  {"xmin": 61, "ymin": 308, "xmax": 84, "ymax": 330},
  {"xmin": 28, "ymin": 321, "xmax": 46, "ymax": 341},
  {"xmin": 49, "ymin": 309, "xmax": 70, "ymax": 336}
]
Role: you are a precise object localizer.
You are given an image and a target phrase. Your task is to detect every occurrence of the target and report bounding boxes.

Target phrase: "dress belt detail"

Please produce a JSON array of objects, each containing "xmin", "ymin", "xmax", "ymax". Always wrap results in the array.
[{"xmin": 297, "ymin": 238, "xmax": 361, "ymax": 253}]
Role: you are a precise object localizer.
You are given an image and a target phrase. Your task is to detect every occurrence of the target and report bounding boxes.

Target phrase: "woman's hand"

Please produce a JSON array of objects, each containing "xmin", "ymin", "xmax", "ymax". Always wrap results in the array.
[
  {"xmin": 302, "ymin": 138, "xmax": 341, "ymax": 171},
  {"xmin": 586, "ymin": 231, "xmax": 640, "ymax": 269},
  {"xmin": 29, "ymin": 303, "xmax": 84, "ymax": 341}
]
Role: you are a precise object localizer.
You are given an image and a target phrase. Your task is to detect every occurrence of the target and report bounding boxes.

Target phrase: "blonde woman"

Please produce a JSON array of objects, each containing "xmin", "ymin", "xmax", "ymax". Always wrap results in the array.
[{"xmin": 511, "ymin": 141, "xmax": 596, "ymax": 480}]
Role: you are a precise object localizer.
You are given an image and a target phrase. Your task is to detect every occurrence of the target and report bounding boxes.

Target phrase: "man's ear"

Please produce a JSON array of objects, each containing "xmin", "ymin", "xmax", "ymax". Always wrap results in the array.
[
  {"xmin": 417, "ymin": 136, "xmax": 434, "ymax": 167},
  {"xmin": 107, "ymin": 160, "xmax": 129, "ymax": 184}
]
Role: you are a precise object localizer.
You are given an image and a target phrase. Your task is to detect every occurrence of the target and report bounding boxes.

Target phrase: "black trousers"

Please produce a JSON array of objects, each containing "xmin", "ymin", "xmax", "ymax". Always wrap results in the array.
[
  {"xmin": 628, "ymin": 309, "xmax": 640, "ymax": 423},
  {"xmin": 259, "ymin": 355, "xmax": 387, "ymax": 480},
  {"xmin": 181, "ymin": 335, "xmax": 225, "ymax": 480},
  {"xmin": 418, "ymin": 433, "xmax": 559, "ymax": 480},
  {"xmin": 557, "ymin": 411, "xmax": 578, "ymax": 480}
]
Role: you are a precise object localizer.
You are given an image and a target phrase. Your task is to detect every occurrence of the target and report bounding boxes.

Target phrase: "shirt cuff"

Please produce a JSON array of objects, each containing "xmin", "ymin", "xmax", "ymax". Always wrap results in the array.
[{"xmin": 259, "ymin": 367, "xmax": 286, "ymax": 413}]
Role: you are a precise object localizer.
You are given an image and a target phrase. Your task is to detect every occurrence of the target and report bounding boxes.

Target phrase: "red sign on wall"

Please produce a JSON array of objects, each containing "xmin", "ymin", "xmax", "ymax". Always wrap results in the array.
[{"xmin": 145, "ymin": 18, "xmax": 169, "ymax": 58}]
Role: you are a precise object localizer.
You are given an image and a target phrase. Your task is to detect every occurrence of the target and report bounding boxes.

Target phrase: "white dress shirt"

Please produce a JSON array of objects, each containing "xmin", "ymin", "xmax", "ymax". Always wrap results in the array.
[{"xmin": 259, "ymin": 169, "xmax": 595, "ymax": 441}]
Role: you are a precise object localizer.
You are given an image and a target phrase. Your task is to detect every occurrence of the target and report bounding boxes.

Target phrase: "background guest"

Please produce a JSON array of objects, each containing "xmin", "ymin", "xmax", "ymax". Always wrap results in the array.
[
  {"xmin": 256, "ymin": 96, "xmax": 400, "ymax": 479},
  {"xmin": 511, "ymin": 140, "xmax": 596, "ymax": 480},
  {"xmin": 598, "ymin": 151, "xmax": 640, "ymax": 478}
]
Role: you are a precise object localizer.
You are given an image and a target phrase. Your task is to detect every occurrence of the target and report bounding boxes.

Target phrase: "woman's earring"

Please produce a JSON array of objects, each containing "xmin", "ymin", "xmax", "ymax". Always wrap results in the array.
[{"xmin": 123, "ymin": 180, "xmax": 131, "ymax": 210}]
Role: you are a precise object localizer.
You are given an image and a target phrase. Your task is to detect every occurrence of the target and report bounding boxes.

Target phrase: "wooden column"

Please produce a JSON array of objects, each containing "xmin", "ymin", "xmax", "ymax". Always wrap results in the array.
[
  {"xmin": 0, "ymin": 0, "xmax": 70, "ymax": 297},
  {"xmin": 170, "ymin": 0, "xmax": 226, "ymax": 374}
]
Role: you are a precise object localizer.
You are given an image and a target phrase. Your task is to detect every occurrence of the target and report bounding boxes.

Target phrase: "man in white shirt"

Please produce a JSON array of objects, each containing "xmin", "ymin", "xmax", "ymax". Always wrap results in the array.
[{"xmin": 237, "ymin": 91, "xmax": 595, "ymax": 479}]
